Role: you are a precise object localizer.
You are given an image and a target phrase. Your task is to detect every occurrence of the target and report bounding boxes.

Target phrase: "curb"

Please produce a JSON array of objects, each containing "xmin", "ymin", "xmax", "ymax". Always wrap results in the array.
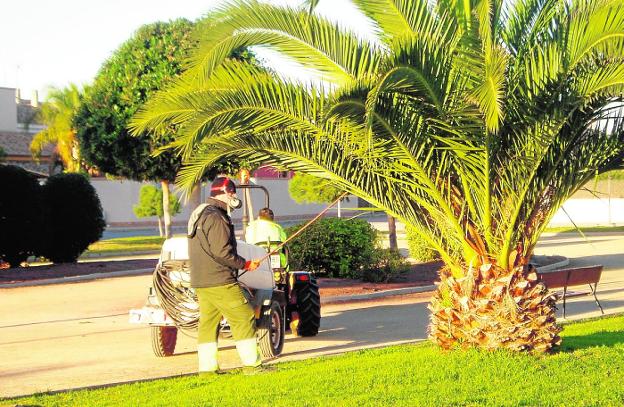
[
  {"xmin": 0, "ymin": 257, "xmax": 569, "ymax": 292},
  {"xmin": 80, "ymin": 251, "xmax": 160, "ymax": 259},
  {"xmin": 0, "ymin": 268, "xmax": 154, "ymax": 289},
  {"xmin": 322, "ymin": 284, "xmax": 436, "ymax": 304}
]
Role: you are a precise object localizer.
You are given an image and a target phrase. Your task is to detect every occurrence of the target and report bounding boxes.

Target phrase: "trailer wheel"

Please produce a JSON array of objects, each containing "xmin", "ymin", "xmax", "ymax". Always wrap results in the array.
[
  {"xmin": 151, "ymin": 326, "xmax": 177, "ymax": 357},
  {"xmin": 295, "ymin": 278, "xmax": 321, "ymax": 337},
  {"xmin": 258, "ymin": 301, "xmax": 284, "ymax": 358}
]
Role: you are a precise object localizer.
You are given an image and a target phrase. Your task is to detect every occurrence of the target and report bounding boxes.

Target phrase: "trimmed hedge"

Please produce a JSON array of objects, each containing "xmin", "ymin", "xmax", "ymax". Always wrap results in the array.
[
  {"xmin": 406, "ymin": 226, "xmax": 439, "ymax": 262},
  {"xmin": 0, "ymin": 165, "xmax": 42, "ymax": 266},
  {"xmin": 286, "ymin": 217, "xmax": 378, "ymax": 278},
  {"xmin": 361, "ymin": 248, "xmax": 411, "ymax": 283},
  {"xmin": 0, "ymin": 166, "xmax": 105, "ymax": 266},
  {"xmin": 40, "ymin": 173, "xmax": 105, "ymax": 263}
]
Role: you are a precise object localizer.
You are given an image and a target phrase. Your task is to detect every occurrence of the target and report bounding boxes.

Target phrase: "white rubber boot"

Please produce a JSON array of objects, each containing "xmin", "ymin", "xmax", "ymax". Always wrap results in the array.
[
  {"xmin": 235, "ymin": 337, "xmax": 261, "ymax": 367},
  {"xmin": 198, "ymin": 342, "xmax": 219, "ymax": 373}
]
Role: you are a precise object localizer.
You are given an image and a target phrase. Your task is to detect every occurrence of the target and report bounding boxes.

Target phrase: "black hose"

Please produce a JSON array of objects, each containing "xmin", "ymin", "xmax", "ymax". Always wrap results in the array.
[{"xmin": 152, "ymin": 260, "xmax": 199, "ymax": 330}]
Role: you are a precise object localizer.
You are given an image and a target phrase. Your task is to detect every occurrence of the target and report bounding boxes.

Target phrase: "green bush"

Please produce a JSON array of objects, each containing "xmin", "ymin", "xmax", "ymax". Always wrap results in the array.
[
  {"xmin": 286, "ymin": 218, "xmax": 378, "ymax": 278},
  {"xmin": 0, "ymin": 165, "xmax": 42, "ymax": 266},
  {"xmin": 40, "ymin": 173, "xmax": 105, "ymax": 263},
  {"xmin": 406, "ymin": 226, "xmax": 439, "ymax": 262},
  {"xmin": 362, "ymin": 248, "xmax": 411, "ymax": 283}
]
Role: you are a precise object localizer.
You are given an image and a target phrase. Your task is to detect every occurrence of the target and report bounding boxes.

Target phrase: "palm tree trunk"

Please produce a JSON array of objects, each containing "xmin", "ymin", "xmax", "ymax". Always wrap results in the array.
[
  {"xmin": 161, "ymin": 180, "xmax": 172, "ymax": 239},
  {"xmin": 157, "ymin": 217, "xmax": 164, "ymax": 237},
  {"xmin": 428, "ymin": 261, "xmax": 562, "ymax": 352},
  {"xmin": 387, "ymin": 214, "xmax": 398, "ymax": 250}
]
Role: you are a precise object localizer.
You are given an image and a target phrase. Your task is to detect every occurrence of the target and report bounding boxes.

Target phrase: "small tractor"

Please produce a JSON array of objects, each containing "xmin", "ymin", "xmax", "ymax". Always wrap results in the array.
[{"xmin": 129, "ymin": 183, "xmax": 322, "ymax": 358}]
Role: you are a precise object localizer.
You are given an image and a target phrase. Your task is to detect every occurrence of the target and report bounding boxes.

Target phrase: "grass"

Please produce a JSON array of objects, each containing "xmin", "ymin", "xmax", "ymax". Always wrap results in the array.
[
  {"xmin": 7, "ymin": 314, "xmax": 624, "ymax": 406},
  {"xmin": 83, "ymin": 236, "xmax": 166, "ymax": 256}
]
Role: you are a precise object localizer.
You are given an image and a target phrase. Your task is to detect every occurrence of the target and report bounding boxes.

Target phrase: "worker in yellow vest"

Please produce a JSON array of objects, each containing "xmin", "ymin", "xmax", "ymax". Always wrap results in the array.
[{"xmin": 245, "ymin": 208, "xmax": 287, "ymax": 268}]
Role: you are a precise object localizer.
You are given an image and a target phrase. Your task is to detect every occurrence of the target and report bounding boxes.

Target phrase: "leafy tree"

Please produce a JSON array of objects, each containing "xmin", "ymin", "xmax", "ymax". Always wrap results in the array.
[
  {"xmin": 31, "ymin": 84, "xmax": 84, "ymax": 173},
  {"xmin": 0, "ymin": 146, "xmax": 6, "ymax": 162},
  {"xmin": 288, "ymin": 172, "xmax": 343, "ymax": 204},
  {"xmin": 74, "ymin": 19, "xmax": 196, "ymax": 238},
  {"xmin": 133, "ymin": 184, "xmax": 181, "ymax": 236},
  {"xmin": 76, "ymin": 19, "xmax": 258, "ymax": 235},
  {"xmin": 133, "ymin": 0, "xmax": 624, "ymax": 353}
]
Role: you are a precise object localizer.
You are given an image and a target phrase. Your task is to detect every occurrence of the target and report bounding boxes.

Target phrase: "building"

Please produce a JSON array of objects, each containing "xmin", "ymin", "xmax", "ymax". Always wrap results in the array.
[{"xmin": 0, "ymin": 87, "xmax": 53, "ymax": 176}]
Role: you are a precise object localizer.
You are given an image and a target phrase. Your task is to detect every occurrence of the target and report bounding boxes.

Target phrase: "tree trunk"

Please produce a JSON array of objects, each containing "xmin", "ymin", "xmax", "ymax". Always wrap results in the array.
[
  {"xmin": 387, "ymin": 214, "xmax": 398, "ymax": 251},
  {"xmin": 428, "ymin": 262, "xmax": 561, "ymax": 352},
  {"xmin": 157, "ymin": 217, "xmax": 164, "ymax": 237},
  {"xmin": 189, "ymin": 182, "xmax": 202, "ymax": 211},
  {"xmin": 161, "ymin": 180, "xmax": 172, "ymax": 239}
]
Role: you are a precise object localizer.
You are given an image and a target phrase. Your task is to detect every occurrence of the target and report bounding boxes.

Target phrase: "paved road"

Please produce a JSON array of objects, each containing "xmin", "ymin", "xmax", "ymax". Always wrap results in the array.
[{"xmin": 1, "ymin": 233, "xmax": 623, "ymax": 398}]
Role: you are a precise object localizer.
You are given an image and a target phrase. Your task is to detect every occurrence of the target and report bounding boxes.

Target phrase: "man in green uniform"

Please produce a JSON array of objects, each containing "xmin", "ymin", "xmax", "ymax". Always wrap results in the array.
[
  {"xmin": 187, "ymin": 177, "xmax": 262, "ymax": 374},
  {"xmin": 245, "ymin": 207, "xmax": 288, "ymax": 268}
]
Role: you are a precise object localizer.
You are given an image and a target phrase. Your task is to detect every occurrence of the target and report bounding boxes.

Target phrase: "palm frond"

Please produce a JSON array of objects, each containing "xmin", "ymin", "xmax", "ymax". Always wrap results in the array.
[{"xmin": 188, "ymin": 0, "xmax": 382, "ymax": 85}]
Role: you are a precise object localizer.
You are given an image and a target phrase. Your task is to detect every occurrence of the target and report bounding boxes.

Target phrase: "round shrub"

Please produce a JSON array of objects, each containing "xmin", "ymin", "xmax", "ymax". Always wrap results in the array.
[
  {"xmin": 0, "ymin": 165, "xmax": 42, "ymax": 266},
  {"xmin": 362, "ymin": 248, "xmax": 411, "ymax": 283},
  {"xmin": 285, "ymin": 217, "xmax": 378, "ymax": 278},
  {"xmin": 40, "ymin": 173, "xmax": 105, "ymax": 263},
  {"xmin": 406, "ymin": 226, "xmax": 439, "ymax": 262}
]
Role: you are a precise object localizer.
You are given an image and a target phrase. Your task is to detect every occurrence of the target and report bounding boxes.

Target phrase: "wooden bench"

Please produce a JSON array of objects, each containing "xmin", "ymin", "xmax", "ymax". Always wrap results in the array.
[{"xmin": 537, "ymin": 265, "xmax": 605, "ymax": 318}]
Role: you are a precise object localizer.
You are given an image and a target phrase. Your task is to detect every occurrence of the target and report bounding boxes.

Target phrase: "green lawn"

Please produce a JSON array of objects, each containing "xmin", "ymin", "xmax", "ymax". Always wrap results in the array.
[
  {"xmin": 83, "ymin": 236, "xmax": 166, "ymax": 256},
  {"xmin": 7, "ymin": 315, "xmax": 624, "ymax": 406}
]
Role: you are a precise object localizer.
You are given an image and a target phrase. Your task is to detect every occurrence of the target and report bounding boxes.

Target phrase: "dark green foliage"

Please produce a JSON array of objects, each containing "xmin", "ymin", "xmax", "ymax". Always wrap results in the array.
[
  {"xmin": 406, "ymin": 226, "xmax": 439, "ymax": 262},
  {"xmin": 133, "ymin": 184, "xmax": 181, "ymax": 218},
  {"xmin": 285, "ymin": 218, "xmax": 378, "ymax": 278},
  {"xmin": 40, "ymin": 173, "xmax": 105, "ymax": 263},
  {"xmin": 0, "ymin": 146, "xmax": 6, "ymax": 161},
  {"xmin": 288, "ymin": 173, "xmax": 344, "ymax": 204},
  {"xmin": 75, "ymin": 19, "xmax": 196, "ymax": 181},
  {"xmin": 362, "ymin": 248, "xmax": 411, "ymax": 283},
  {"xmin": 75, "ymin": 20, "xmax": 256, "ymax": 182},
  {"xmin": 0, "ymin": 165, "xmax": 42, "ymax": 266}
]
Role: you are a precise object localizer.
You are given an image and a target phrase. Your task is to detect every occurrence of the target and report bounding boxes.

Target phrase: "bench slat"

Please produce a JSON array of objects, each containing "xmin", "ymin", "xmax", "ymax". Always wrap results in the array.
[
  {"xmin": 536, "ymin": 265, "xmax": 604, "ymax": 318},
  {"xmin": 537, "ymin": 265, "xmax": 602, "ymax": 290}
]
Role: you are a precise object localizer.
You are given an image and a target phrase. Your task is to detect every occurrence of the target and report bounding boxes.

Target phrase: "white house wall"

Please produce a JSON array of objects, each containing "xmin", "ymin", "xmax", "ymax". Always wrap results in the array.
[
  {"xmin": 0, "ymin": 88, "xmax": 18, "ymax": 132},
  {"xmin": 548, "ymin": 198, "xmax": 624, "ymax": 226},
  {"xmin": 91, "ymin": 178, "xmax": 337, "ymax": 227},
  {"xmin": 91, "ymin": 178, "xmax": 623, "ymax": 228}
]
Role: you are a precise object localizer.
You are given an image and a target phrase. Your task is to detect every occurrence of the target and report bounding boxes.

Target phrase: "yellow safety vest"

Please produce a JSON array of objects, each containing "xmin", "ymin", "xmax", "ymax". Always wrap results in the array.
[
  {"xmin": 245, "ymin": 219, "xmax": 287, "ymax": 245},
  {"xmin": 245, "ymin": 219, "xmax": 288, "ymax": 268}
]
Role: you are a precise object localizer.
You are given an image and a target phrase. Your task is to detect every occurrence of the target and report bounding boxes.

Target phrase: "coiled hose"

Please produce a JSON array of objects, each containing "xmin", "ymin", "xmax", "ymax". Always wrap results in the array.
[{"xmin": 152, "ymin": 260, "xmax": 199, "ymax": 330}]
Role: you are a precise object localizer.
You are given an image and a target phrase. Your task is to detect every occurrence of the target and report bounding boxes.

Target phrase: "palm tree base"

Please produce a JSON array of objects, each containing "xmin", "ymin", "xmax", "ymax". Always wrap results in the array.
[{"xmin": 429, "ymin": 264, "xmax": 561, "ymax": 352}]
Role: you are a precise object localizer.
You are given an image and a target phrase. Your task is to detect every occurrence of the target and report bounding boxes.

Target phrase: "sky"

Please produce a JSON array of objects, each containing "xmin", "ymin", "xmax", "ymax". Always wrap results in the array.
[{"xmin": 0, "ymin": 0, "xmax": 374, "ymax": 100}]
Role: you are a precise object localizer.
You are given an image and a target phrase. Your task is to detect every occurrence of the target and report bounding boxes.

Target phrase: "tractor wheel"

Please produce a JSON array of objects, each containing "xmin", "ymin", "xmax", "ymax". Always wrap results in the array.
[
  {"xmin": 257, "ymin": 301, "xmax": 284, "ymax": 358},
  {"xmin": 295, "ymin": 277, "xmax": 321, "ymax": 336},
  {"xmin": 151, "ymin": 326, "xmax": 177, "ymax": 357}
]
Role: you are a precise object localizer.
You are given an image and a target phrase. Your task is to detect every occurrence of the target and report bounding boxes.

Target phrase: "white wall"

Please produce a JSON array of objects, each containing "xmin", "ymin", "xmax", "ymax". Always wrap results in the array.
[
  {"xmin": 91, "ymin": 178, "xmax": 346, "ymax": 226},
  {"xmin": 92, "ymin": 178, "xmax": 623, "ymax": 228},
  {"xmin": 548, "ymin": 198, "xmax": 624, "ymax": 227},
  {"xmin": 0, "ymin": 87, "xmax": 18, "ymax": 132}
]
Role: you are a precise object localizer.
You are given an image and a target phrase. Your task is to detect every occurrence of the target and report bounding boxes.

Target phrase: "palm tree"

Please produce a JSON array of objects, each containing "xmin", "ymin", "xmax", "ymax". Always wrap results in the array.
[
  {"xmin": 132, "ymin": 0, "xmax": 624, "ymax": 352},
  {"xmin": 31, "ymin": 84, "xmax": 84, "ymax": 173}
]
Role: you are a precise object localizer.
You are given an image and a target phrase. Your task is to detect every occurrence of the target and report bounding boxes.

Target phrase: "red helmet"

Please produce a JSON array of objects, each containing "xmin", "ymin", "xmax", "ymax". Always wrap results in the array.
[{"xmin": 210, "ymin": 177, "xmax": 236, "ymax": 197}]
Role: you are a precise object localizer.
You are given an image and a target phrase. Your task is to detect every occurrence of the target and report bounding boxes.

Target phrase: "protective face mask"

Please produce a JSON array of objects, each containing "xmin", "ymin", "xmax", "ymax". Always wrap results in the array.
[{"xmin": 228, "ymin": 196, "xmax": 242, "ymax": 210}]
